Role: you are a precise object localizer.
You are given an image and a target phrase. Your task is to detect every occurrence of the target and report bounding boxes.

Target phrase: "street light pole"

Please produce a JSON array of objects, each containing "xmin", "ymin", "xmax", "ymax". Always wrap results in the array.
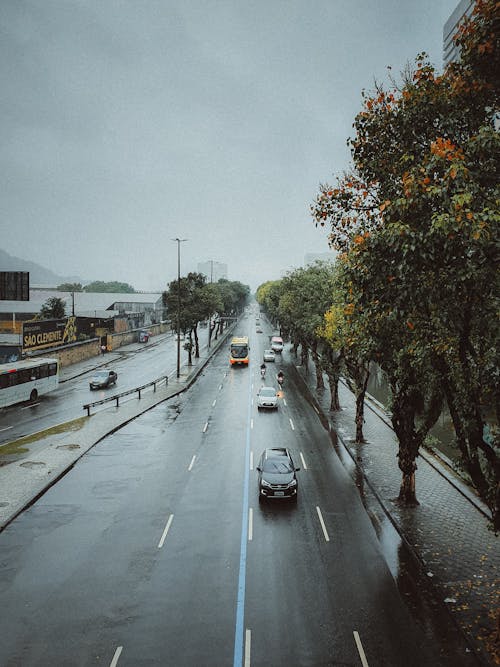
[{"xmin": 172, "ymin": 238, "xmax": 187, "ymax": 379}]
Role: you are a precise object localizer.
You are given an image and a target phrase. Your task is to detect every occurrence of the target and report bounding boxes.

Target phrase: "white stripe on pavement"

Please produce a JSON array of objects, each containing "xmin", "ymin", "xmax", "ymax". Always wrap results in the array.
[
  {"xmin": 109, "ymin": 646, "xmax": 123, "ymax": 667},
  {"xmin": 244, "ymin": 629, "xmax": 251, "ymax": 667},
  {"xmin": 248, "ymin": 508, "xmax": 253, "ymax": 541},
  {"xmin": 316, "ymin": 506, "xmax": 330, "ymax": 542},
  {"xmin": 188, "ymin": 455, "xmax": 196, "ymax": 471},
  {"xmin": 158, "ymin": 514, "xmax": 174, "ymax": 549},
  {"xmin": 353, "ymin": 631, "xmax": 369, "ymax": 666},
  {"xmin": 299, "ymin": 452, "xmax": 307, "ymax": 470}
]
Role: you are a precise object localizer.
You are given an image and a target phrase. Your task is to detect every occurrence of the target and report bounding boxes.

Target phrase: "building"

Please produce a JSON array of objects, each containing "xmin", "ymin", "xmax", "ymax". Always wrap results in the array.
[
  {"xmin": 0, "ymin": 289, "xmax": 164, "ymax": 334},
  {"xmin": 443, "ymin": 0, "xmax": 475, "ymax": 67},
  {"xmin": 197, "ymin": 260, "xmax": 228, "ymax": 283}
]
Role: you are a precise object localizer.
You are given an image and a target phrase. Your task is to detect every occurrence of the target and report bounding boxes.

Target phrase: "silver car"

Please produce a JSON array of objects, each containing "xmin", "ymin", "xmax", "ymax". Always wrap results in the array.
[
  {"xmin": 263, "ymin": 349, "xmax": 276, "ymax": 362},
  {"xmin": 257, "ymin": 386, "xmax": 278, "ymax": 410}
]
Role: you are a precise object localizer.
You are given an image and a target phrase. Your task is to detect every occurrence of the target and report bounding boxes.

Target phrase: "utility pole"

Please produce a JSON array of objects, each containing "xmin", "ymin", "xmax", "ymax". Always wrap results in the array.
[{"xmin": 172, "ymin": 238, "xmax": 187, "ymax": 379}]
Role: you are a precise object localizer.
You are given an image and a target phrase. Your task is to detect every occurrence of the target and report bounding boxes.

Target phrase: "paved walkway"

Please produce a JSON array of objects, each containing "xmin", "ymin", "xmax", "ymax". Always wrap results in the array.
[{"xmin": 292, "ymin": 356, "xmax": 499, "ymax": 666}]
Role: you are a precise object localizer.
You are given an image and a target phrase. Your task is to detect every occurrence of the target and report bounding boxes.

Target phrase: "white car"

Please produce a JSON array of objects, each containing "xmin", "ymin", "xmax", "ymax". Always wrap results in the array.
[
  {"xmin": 263, "ymin": 349, "xmax": 276, "ymax": 362},
  {"xmin": 271, "ymin": 336, "xmax": 284, "ymax": 353},
  {"xmin": 257, "ymin": 386, "xmax": 279, "ymax": 410}
]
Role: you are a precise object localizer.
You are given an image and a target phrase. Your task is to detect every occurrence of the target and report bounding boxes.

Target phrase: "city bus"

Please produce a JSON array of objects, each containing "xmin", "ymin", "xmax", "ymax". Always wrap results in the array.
[
  {"xmin": 230, "ymin": 336, "xmax": 249, "ymax": 366},
  {"xmin": 0, "ymin": 357, "xmax": 60, "ymax": 408}
]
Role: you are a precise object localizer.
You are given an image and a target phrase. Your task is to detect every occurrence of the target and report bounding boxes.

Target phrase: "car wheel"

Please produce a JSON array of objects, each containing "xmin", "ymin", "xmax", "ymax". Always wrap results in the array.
[
  {"xmin": 29, "ymin": 389, "xmax": 38, "ymax": 402},
  {"xmin": 258, "ymin": 494, "xmax": 264, "ymax": 504}
]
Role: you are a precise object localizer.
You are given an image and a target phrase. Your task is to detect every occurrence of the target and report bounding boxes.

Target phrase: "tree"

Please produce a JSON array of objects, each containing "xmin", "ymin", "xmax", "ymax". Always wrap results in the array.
[
  {"xmin": 84, "ymin": 281, "xmax": 135, "ymax": 293},
  {"xmin": 39, "ymin": 297, "xmax": 66, "ymax": 319},
  {"xmin": 311, "ymin": 1, "xmax": 499, "ymax": 521},
  {"xmin": 57, "ymin": 282, "xmax": 83, "ymax": 292}
]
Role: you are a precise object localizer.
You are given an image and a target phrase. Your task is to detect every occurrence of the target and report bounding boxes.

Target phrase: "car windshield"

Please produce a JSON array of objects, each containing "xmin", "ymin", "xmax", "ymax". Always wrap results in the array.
[
  {"xmin": 260, "ymin": 388, "xmax": 276, "ymax": 397},
  {"xmin": 93, "ymin": 371, "xmax": 108, "ymax": 378},
  {"xmin": 262, "ymin": 459, "xmax": 293, "ymax": 473}
]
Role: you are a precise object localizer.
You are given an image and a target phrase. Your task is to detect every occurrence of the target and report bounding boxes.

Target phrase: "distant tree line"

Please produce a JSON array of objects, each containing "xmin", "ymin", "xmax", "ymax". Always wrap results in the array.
[
  {"xmin": 57, "ymin": 281, "xmax": 136, "ymax": 293},
  {"xmin": 162, "ymin": 275, "xmax": 250, "ymax": 365}
]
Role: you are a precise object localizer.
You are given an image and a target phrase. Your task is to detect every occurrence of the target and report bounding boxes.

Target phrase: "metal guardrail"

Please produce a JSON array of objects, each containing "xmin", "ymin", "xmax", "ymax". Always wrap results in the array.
[{"xmin": 83, "ymin": 376, "xmax": 168, "ymax": 416}]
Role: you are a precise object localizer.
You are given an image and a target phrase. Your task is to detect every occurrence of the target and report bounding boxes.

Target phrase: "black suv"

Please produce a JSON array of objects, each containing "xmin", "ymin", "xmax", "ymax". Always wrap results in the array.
[{"xmin": 256, "ymin": 448, "xmax": 299, "ymax": 503}]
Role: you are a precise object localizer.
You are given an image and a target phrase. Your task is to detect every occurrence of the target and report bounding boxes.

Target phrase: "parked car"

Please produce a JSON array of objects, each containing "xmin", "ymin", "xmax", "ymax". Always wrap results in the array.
[
  {"xmin": 256, "ymin": 448, "xmax": 299, "ymax": 502},
  {"xmin": 257, "ymin": 386, "xmax": 278, "ymax": 410},
  {"xmin": 263, "ymin": 349, "xmax": 276, "ymax": 363},
  {"xmin": 271, "ymin": 336, "xmax": 284, "ymax": 353},
  {"xmin": 89, "ymin": 369, "xmax": 117, "ymax": 390}
]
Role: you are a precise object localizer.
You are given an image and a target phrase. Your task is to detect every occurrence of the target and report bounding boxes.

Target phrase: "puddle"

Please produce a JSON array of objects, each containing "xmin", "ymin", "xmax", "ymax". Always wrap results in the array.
[{"xmin": 20, "ymin": 461, "xmax": 46, "ymax": 468}]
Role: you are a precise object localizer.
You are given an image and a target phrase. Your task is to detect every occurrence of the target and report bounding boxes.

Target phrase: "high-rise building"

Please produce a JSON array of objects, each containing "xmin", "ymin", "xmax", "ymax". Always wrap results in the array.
[
  {"xmin": 443, "ymin": 0, "xmax": 475, "ymax": 67},
  {"xmin": 197, "ymin": 260, "xmax": 228, "ymax": 283}
]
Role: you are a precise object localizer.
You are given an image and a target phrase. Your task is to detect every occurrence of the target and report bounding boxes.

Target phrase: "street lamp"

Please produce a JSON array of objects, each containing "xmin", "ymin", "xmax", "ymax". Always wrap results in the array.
[{"xmin": 172, "ymin": 238, "xmax": 187, "ymax": 378}]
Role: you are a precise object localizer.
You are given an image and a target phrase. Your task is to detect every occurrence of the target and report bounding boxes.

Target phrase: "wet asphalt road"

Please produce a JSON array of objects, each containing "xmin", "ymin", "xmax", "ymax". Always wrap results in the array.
[
  {"xmin": 0, "ymin": 318, "xmax": 473, "ymax": 666},
  {"xmin": 0, "ymin": 334, "xmax": 178, "ymax": 447}
]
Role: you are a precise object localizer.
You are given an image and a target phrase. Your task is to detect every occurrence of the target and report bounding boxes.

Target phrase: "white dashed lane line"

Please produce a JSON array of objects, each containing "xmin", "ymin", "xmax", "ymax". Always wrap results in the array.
[
  {"xmin": 157, "ymin": 514, "xmax": 174, "ymax": 549},
  {"xmin": 353, "ymin": 631, "xmax": 369, "ymax": 666},
  {"xmin": 188, "ymin": 455, "xmax": 196, "ymax": 471},
  {"xmin": 299, "ymin": 452, "xmax": 307, "ymax": 470},
  {"xmin": 289, "ymin": 418, "xmax": 295, "ymax": 431},
  {"xmin": 202, "ymin": 421, "xmax": 209, "ymax": 433},
  {"xmin": 245, "ymin": 629, "xmax": 251, "ymax": 667},
  {"xmin": 109, "ymin": 646, "xmax": 123, "ymax": 667},
  {"xmin": 316, "ymin": 506, "xmax": 330, "ymax": 542},
  {"xmin": 248, "ymin": 508, "xmax": 253, "ymax": 541}
]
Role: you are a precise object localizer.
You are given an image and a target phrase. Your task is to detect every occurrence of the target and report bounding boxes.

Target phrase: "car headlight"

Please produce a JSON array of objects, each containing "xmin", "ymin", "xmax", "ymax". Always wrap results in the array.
[
  {"xmin": 261, "ymin": 479, "xmax": 272, "ymax": 488},
  {"xmin": 288, "ymin": 479, "xmax": 297, "ymax": 487}
]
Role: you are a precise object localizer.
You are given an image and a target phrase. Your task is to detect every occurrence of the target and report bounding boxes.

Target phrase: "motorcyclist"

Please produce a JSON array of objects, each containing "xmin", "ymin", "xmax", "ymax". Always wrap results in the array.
[
  {"xmin": 277, "ymin": 369, "xmax": 284, "ymax": 384},
  {"xmin": 260, "ymin": 362, "xmax": 266, "ymax": 377}
]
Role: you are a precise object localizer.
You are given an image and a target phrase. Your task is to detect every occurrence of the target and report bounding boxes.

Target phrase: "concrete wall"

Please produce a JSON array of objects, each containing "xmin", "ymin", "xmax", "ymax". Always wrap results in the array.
[
  {"xmin": 31, "ymin": 338, "xmax": 101, "ymax": 368},
  {"xmin": 106, "ymin": 322, "xmax": 169, "ymax": 351}
]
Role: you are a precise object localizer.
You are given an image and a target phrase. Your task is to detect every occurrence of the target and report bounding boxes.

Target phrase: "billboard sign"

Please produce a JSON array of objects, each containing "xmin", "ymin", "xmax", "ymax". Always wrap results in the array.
[
  {"xmin": 22, "ymin": 317, "xmax": 77, "ymax": 352},
  {"xmin": 0, "ymin": 271, "xmax": 29, "ymax": 301}
]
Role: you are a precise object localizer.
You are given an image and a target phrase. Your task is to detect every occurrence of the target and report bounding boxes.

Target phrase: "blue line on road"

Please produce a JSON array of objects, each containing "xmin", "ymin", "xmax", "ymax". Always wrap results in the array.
[{"xmin": 233, "ymin": 368, "xmax": 253, "ymax": 667}]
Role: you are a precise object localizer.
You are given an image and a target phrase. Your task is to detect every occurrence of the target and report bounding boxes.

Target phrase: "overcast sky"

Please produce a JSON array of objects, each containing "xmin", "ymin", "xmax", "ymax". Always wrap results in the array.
[{"xmin": 1, "ymin": 0, "xmax": 459, "ymax": 292}]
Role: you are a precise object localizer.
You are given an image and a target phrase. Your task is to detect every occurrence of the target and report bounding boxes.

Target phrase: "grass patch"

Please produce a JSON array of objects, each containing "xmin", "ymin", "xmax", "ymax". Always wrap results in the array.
[{"xmin": 0, "ymin": 417, "xmax": 87, "ymax": 454}]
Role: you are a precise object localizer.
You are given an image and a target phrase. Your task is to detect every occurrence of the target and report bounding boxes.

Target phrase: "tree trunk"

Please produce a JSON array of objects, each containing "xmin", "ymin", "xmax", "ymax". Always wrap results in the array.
[
  {"xmin": 328, "ymin": 375, "xmax": 340, "ymax": 411},
  {"xmin": 312, "ymin": 346, "xmax": 325, "ymax": 390},
  {"xmin": 194, "ymin": 326, "xmax": 200, "ymax": 358}
]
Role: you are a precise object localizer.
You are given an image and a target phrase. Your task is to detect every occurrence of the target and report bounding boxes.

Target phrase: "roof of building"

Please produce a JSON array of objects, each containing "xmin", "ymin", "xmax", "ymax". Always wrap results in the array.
[{"xmin": 0, "ymin": 290, "xmax": 163, "ymax": 316}]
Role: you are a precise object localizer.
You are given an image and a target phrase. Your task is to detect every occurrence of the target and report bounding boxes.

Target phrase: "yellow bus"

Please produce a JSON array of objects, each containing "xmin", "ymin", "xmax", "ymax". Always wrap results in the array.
[{"xmin": 230, "ymin": 336, "xmax": 249, "ymax": 366}]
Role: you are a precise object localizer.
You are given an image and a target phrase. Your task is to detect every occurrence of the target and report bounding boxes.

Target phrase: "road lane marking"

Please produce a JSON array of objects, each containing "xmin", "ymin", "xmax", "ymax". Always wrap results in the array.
[
  {"xmin": 188, "ymin": 455, "xmax": 196, "ymax": 471},
  {"xmin": 299, "ymin": 452, "xmax": 307, "ymax": 470},
  {"xmin": 0, "ymin": 426, "xmax": 13, "ymax": 433},
  {"xmin": 203, "ymin": 421, "xmax": 209, "ymax": 433},
  {"xmin": 245, "ymin": 629, "xmax": 251, "ymax": 667},
  {"xmin": 158, "ymin": 514, "xmax": 174, "ymax": 549},
  {"xmin": 248, "ymin": 508, "xmax": 253, "ymax": 541},
  {"xmin": 219, "ymin": 384, "xmax": 223, "ymax": 390},
  {"xmin": 289, "ymin": 418, "xmax": 295, "ymax": 431},
  {"xmin": 314, "ymin": 405, "xmax": 320, "ymax": 414},
  {"xmin": 21, "ymin": 403, "xmax": 40, "ymax": 410},
  {"xmin": 250, "ymin": 451, "xmax": 253, "ymax": 470},
  {"xmin": 110, "ymin": 646, "xmax": 123, "ymax": 666},
  {"xmin": 316, "ymin": 506, "xmax": 330, "ymax": 542},
  {"xmin": 283, "ymin": 399, "xmax": 287, "ymax": 406},
  {"xmin": 233, "ymin": 371, "xmax": 253, "ymax": 667},
  {"xmin": 250, "ymin": 418, "xmax": 254, "ymax": 429},
  {"xmin": 212, "ymin": 399, "xmax": 217, "ymax": 407},
  {"xmin": 353, "ymin": 631, "xmax": 369, "ymax": 666}
]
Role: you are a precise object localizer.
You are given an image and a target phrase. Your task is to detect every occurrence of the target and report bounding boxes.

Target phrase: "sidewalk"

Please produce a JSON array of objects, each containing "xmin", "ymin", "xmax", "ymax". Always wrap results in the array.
[
  {"xmin": 0, "ymin": 327, "xmax": 234, "ymax": 531},
  {"xmin": 292, "ymin": 356, "xmax": 499, "ymax": 666}
]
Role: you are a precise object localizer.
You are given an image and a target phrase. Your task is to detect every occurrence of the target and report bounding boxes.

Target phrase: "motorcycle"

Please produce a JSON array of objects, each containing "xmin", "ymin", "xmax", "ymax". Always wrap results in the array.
[
  {"xmin": 260, "ymin": 367, "xmax": 266, "ymax": 378},
  {"xmin": 277, "ymin": 373, "xmax": 284, "ymax": 386}
]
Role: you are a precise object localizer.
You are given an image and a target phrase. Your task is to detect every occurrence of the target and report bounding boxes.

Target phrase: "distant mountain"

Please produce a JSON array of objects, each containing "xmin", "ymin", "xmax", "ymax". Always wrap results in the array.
[{"xmin": 0, "ymin": 248, "xmax": 82, "ymax": 286}]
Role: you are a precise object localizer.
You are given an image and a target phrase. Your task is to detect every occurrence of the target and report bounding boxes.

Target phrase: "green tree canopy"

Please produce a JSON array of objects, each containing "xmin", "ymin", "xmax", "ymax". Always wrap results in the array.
[{"xmin": 84, "ymin": 281, "xmax": 136, "ymax": 293}]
